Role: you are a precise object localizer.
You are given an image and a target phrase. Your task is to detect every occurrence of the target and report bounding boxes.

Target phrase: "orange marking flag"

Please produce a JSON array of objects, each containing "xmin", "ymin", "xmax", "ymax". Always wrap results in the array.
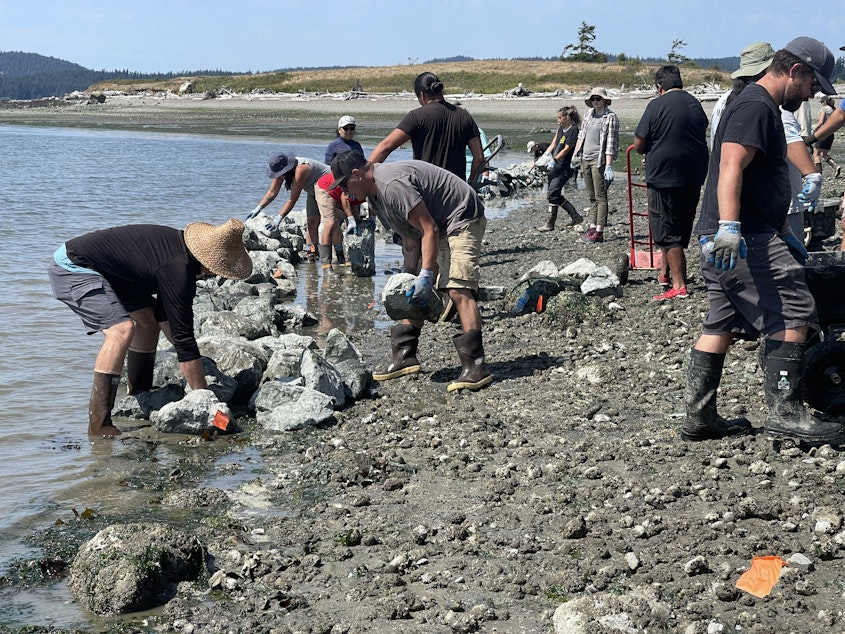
[
  {"xmin": 735, "ymin": 556, "xmax": 787, "ymax": 598},
  {"xmin": 212, "ymin": 410, "xmax": 231, "ymax": 432}
]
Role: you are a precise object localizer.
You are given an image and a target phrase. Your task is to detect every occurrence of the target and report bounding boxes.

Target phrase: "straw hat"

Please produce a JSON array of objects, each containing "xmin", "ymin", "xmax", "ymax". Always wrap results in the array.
[
  {"xmin": 585, "ymin": 87, "xmax": 611, "ymax": 107},
  {"xmin": 184, "ymin": 218, "xmax": 252, "ymax": 280}
]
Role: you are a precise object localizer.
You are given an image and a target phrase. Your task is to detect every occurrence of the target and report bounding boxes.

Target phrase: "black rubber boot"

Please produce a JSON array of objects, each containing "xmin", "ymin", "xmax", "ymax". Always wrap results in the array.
[
  {"xmin": 538, "ymin": 205, "xmax": 557, "ymax": 232},
  {"xmin": 126, "ymin": 349, "xmax": 156, "ymax": 395},
  {"xmin": 372, "ymin": 325, "xmax": 422, "ymax": 381},
  {"xmin": 561, "ymin": 199, "xmax": 584, "ymax": 227},
  {"xmin": 448, "ymin": 330, "xmax": 493, "ymax": 392},
  {"xmin": 89, "ymin": 371, "xmax": 122, "ymax": 437},
  {"xmin": 762, "ymin": 339, "xmax": 845, "ymax": 446},
  {"xmin": 333, "ymin": 243, "xmax": 347, "ymax": 267},
  {"xmin": 681, "ymin": 349, "xmax": 751, "ymax": 440},
  {"xmin": 318, "ymin": 244, "xmax": 333, "ymax": 271}
]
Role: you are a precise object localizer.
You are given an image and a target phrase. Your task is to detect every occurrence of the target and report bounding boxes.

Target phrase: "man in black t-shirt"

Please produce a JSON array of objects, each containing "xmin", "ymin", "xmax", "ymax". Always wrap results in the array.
[
  {"xmin": 48, "ymin": 219, "xmax": 252, "ymax": 436},
  {"xmin": 633, "ymin": 65, "xmax": 708, "ymax": 301},
  {"xmin": 681, "ymin": 37, "xmax": 845, "ymax": 447}
]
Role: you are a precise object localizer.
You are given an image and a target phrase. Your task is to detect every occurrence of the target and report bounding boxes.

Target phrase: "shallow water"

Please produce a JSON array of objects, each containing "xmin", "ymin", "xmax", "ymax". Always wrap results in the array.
[{"xmin": 0, "ymin": 123, "xmax": 533, "ymax": 629}]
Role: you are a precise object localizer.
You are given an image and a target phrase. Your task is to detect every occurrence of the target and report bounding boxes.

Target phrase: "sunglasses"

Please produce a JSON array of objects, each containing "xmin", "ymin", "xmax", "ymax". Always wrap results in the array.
[
  {"xmin": 342, "ymin": 125, "xmax": 356, "ymax": 131},
  {"xmin": 590, "ymin": 96, "xmax": 604, "ymax": 102}
]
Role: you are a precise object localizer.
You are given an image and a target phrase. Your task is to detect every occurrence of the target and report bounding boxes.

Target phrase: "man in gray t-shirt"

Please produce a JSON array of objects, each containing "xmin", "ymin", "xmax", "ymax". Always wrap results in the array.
[{"xmin": 329, "ymin": 151, "xmax": 492, "ymax": 393}]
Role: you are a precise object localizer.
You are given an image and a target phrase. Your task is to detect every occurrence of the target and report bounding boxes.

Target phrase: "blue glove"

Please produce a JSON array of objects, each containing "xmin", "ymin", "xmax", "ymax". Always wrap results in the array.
[
  {"xmin": 603, "ymin": 165, "xmax": 614, "ymax": 186},
  {"xmin": 406, "ymin": 268, "xmax": 434, "ymax": 307},
  {"xmin": 781, "ymin": 227, "xmax": 808, "ymax": 265},
  {"xmin": 709, "ymin": 220, "xmax": 747, "ymax": 270},
  {"xmin": 345, "ymin": 217, "xmax": 358, "ymax": 235},
  {"xmin": 798, "ymin": 172, "xmax": 822, "ymax": 203},
  {"xmin": 265, "ymin": 215, "xmax": 282, "ymax": 232},
  {"xmin": 246, "ymin": 204, "xmax": 263, "ymax": 220}
]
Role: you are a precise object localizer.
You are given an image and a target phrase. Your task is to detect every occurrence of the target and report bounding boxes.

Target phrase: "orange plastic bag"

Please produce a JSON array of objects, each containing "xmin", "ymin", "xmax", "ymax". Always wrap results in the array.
[{"xmin": 735, "ymin": 556, "xmax": 787, "ymax": 598}]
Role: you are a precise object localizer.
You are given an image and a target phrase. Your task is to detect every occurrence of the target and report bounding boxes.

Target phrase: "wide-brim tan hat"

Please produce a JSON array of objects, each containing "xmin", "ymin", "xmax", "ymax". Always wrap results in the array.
[
  {"xmin": 585, "ymin": 87, "xmax": 611, "ymax": 107},
  {"xmin": 184, "ymin": 218, "xmax": 253, "ymax": 280},
  {"xmin": 731, "ymin": 42, "xmax": 775, "ymax": 79}
]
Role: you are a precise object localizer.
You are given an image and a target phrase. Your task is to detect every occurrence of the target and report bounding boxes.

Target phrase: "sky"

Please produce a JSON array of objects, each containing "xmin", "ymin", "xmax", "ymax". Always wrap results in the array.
[{"xmin": 1, "ymin": 0, "xmax": 844, "ymax": 74}]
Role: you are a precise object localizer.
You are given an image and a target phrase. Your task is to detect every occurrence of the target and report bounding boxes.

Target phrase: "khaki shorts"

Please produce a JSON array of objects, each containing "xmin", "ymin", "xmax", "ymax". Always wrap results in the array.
[
  {"xmin": 305, "ymin": 191, "xmax": 320, "ymax": 218},
  {"xmin": 314, "ymin": 186, "xmax": 346, "ymax": 225},
  {"xmin": 436, "ymin": 216, "xmax": 486, "ymax": 292}
]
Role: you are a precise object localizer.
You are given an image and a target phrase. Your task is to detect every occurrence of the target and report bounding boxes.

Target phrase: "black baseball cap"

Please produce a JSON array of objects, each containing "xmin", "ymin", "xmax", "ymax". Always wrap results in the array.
[
  {"xmin": 328, "ymin": 151, "xmax": 367, "ymax": 190},
  {"xmin": 784, "ymin": 37, "xmax": 836, "ymax": 95}
]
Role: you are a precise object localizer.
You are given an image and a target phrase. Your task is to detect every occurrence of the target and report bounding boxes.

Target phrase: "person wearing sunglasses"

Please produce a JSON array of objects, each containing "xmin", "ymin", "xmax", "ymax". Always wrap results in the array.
[
  {"xmin": 684, "ymin": 37, "xmax": 844, "ymax": 447},
  {"xmin": 573, "ymin": 87, "xmax": 619, "ymax": 243},
  {"xmin": 325, "ymin": 115, "xmax": 364, "ymax": 166}
]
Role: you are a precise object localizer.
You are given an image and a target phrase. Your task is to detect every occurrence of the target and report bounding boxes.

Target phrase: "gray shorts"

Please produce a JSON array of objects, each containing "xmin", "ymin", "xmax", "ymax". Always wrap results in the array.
[
  {"xmin": 48, "ymin": 262, "xmax": 130, "ymax": 334},
  {"xmin": 700, "ymin": 232, "xmax": 817, "ymax": 339}
]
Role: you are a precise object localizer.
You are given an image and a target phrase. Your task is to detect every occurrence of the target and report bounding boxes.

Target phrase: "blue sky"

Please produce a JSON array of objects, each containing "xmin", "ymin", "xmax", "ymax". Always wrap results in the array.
[{"xmin": 1, "ymin": 0, "xmax": 843, "ymax": 73}]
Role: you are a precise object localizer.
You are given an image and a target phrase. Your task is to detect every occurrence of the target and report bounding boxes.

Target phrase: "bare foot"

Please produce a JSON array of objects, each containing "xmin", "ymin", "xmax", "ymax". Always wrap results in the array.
[{"xmin": 88, "ymin": 424, "xmax": 122, "ymax": 438}]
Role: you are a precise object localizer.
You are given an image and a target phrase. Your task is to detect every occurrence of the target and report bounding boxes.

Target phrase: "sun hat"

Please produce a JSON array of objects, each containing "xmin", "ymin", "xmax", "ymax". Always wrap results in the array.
[
  {"xmin": 526, "ymin": 141, "xmax": 536, "ymax": 153},
  {"xmin": 585, "ymin": 87, "xmax": 611, "ymax": 107},
  {"xmin": 184, "ymin": 218, "xmax": 253, "ymax": 280},
  {"xmin": 328, "ymin": 150, "xmax": 367, "ymax": 190},
  {"xmin": 730, "ymin": 42, "xmax": 775, "ymax": 79},
  {"xmin": 265, "ymin": 152, "xmax": 297, "ymax": 179},
  {"xmin": 784, "ymin": 37, "xmax": 836, "ymax": 95},
  {"xmin": 338, "ymin": 115, "xmax": 356, "ymax": 128}
]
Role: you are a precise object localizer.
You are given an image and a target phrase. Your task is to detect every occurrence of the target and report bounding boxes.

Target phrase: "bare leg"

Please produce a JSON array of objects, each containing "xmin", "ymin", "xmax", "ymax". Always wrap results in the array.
[{"xmin": 665, "ymin": 246, "xmax": 687, "ymax": 290}]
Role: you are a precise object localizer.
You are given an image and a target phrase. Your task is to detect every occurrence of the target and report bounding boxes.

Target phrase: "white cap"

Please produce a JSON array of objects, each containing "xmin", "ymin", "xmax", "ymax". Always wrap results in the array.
[
  {"xmin": 526, "ymin": 141, "xmax": 536, "ymax": 152},
  {"xmin": 338, "ymin": 115, "xmax": 356, "ymax": 128}
]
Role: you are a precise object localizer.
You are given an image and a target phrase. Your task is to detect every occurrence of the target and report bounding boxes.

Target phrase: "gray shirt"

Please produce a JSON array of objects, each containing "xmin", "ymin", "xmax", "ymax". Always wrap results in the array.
[
  {"xmin": 581, "ymin": 112, "xmax": 603, "ymax": 161},
  {"xmin": 368, "ymin": 161, "xmax": 484, "ymax": 240},
  {"xmin": 296, "ymin": 157, "xmax": 330, "ymax": 195}
]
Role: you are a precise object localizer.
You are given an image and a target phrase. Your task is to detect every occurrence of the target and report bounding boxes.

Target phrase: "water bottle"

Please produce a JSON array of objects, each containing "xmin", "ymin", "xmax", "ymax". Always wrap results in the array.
[
  {"xmin": 699, "ymin": 236, "xmax": 714, "ymax": 256},
  {"xmin": 510, "ymin": 289, "xmax": 532, "ymax": 315}
]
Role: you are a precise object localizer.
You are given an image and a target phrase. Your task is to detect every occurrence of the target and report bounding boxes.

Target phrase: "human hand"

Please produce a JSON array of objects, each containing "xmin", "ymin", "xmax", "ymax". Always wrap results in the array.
[
  {"xmin": 709, "ymin": 220, "xmax": 747, "ymax": 270},
  {"xmin": 265, "ymin": 215, "xmax": 282, "ymax": 232},
  {"xmin": 345, "ymin": 217, "xmax": 358, "ymax": 235},
  {"xmin": 246, "ymin": 204, "xmax": 262, "ymax": 220},
  {"xmin": 603, "ymin": 165, "xmax": 614, "ymax": 186},
  {"xmin": 803, "ymin": 134, "xmax": 817, "ymax": 146},
  {"xmin": 781, "ymin": 227, "xmax": 808, "ymax": 265},
  {"xmin": 798, "ymin": 173, "xmax": 822, "ymax": 203},
  {"xmin": 405, "ymin": 268, "xmax": 434, "ymax": 306}
]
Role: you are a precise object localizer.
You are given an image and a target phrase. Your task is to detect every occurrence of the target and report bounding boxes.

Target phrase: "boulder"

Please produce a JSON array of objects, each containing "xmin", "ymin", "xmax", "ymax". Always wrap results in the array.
[
  {"xmin": 251, "ymin": 382, "xmax": 335, "ymax": 431},
  {"xmin": 197, "ymin": 335, "xmax": 268, "ymax": 401},
  {"xmin": 301, "ymin": 349, "xmax": 346, "ymax": 408},
  {"xmin": 150, "ymin": 389, "xmax": 232, "ymax": 434},
  {"xmin": 344, "ymin": 219, "xmax": 376, "ymax": 276},
  {"xmin": 112, "ymin": 384, "xmax": 185, "ymax": 420},
  {"xmin": 67, "ymin": 522, "xmax": 204, "ymax": 615},
  {"xmin": 382, "ymin": 273, "xmax": 444, "ymax": 322},
  {"xmin": 323, "ymin": 328, "xmax": 371, "ymax": 400},
  {"xmin": 580, "ymin": 266, "xmax": 623, "ymax": 298}
]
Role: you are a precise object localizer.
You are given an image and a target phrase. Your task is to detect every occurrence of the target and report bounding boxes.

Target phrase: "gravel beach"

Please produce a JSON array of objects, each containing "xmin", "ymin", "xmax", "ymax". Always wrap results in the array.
[{"xmin": 8, "ymin": 91, "xmax": 845, "ymax": 633}]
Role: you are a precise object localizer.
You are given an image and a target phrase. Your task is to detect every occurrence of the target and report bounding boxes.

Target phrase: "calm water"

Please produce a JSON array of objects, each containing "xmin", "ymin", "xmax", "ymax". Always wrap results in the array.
[{"xmin": 0, "ymin": 123, "xmax": 533, "ymax": 629}]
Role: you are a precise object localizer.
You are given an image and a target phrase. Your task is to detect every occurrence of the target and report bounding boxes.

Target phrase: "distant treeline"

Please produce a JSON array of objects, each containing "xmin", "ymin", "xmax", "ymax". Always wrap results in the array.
[{"xmin": 3, "ymin": 50, "xmax": 844, "ymax": 100}]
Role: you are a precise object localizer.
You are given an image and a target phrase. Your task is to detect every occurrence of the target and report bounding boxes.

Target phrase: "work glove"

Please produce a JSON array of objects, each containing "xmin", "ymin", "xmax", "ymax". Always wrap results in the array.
[
  {"xmin": 405, "ymin": 268, "xmax": 434, "ymax": 307},
  {"xmin": 345, "ymin": 217, "xmax": 358, "ymax": 235},
  {"xmin": 709, "ymin": 220, "xmax": 747, "ymax": 270},
  {"xmin": 803, "ymin": 134, "xmax": 817, "ymax": 146},
  {"xmin": 246, "ymin": 204, "xmax": 263, "ymax": 220},
  {"xmin": 780, "ymin": 226, "xmax": 808, "ymax": 265},
  {"xmin": 797, "ymin": 172, "xmax": 822, "ymax": 203},
  {"xmin": 265, "ymin": 215, "xmax": 282, "ymax": 232},
  {"xmin": 603, "ymin": 165, "xmax": 614, "ymax": 186}
]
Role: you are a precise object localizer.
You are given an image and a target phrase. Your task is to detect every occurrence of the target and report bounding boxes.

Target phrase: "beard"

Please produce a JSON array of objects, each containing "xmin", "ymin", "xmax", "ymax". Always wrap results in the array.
[{"xmin": 782, "ymin": 82, "xmax": 808, "ymax": 112}]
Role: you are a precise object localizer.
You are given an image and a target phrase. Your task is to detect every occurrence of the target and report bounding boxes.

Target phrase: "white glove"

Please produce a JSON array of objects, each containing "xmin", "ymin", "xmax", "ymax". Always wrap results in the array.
[
  {"xmin": 246, "ymin": 204, "xmax": 263, "ymax": 220},
  {"xmin": 603, "ymin": 165, "xmax": 615, "ymax": 186},
  {"xmin": 405, "ymin": 268, "xmax": 434, "ymax": 306},
  {"xmin": 345, "ymin": 217, "xmax": 358, "ymax": 235},
  {"xmin": 265, "ymin": 215, "xmax": 282, "ymax": 231},
  {"xmin": 798, "ymin": 172, "xmax": 822, "ymax": 203}
]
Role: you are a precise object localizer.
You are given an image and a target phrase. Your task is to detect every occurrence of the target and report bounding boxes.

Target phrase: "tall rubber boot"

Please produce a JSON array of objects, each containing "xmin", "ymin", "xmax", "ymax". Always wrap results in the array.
[
  {"xmin": 89, "ymin": 371, "xmax": 122, "ymax": 437},
  {"xmin": 447, "ymin": 329, "xmax": 493, "ymax": 392},
  {"xmin": 681, "ymin": 349, "xmax": 751, "ymax": 440},
  {"xmin": 762, "ymin": 339, "xmax": 845, "ymax": 446},
  {"xmin": 538, "ymin": 205, "xmax": 557, "ymax": 232},
  {"xmin": 561, "ymin": 199, "xmax": 584, "ymax": 227},
  {"xmin": 372, "ymin": 325, "xmax": 422, "ymax": 381},
  {"xmin": 126, "ymin": 349, "xmax": 156, "ymax": 395},
  {"xmin": 318, "ymin": 244, "xmax": 333, "ymax": 271},
  {"xmin": 333, "ymin": 243, "xmax": 347, "ymax": 267}
]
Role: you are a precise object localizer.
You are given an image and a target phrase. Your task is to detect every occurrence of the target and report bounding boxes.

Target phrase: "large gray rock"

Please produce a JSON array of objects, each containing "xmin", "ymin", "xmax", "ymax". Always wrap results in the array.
[
  {"xmin": 151, "ymin": 353, "xmax": 238, "ymax": 403},
  {"xmin": 580, "ymin": 265, "xmax": 623, "ymax": 298},
  {"xmin": 150, "ymin": 389, "xmax": 232, "ymax": 434},
  {"xmin": 301, "ymin": 349, "xmax": 346, "ymax": 408},
  {"xmin": 199, "ymin": 310, "xmax": 272, "ymax": 340},
  {"xmin": 197, "ymin": 335, "xmax": 268, "ymax": 401},
  {"xmin": 246, "ymin": 250, "xmax": 286, "ymax": 284},
  {"xmin": 382, "ymin": 273, "xmax": 444, "ymax": 322},
  {"xmin": 67, "ymin": 522, "xmax": 205, "ymax": 615},
  {"xmin": 323, "ymin": 328, "xmax": 370, "ymax": 400},
  {"xmin": 262, "ymin": 348, "xmax": 304, "ymax": 384},
  {"xmin": 345, "ymin": 219, "xmax": 376, "ymax": 276},
  {"xmin": 519, "ymin": 259, "xmax": 560, "ymax": 281},
  {"xmin": 112, "ymin": 384, "xmax": 185, "ymax": 420},
  {"xmin": 251, "ymin": 382, "xmax": 335, "ymax": 431}
]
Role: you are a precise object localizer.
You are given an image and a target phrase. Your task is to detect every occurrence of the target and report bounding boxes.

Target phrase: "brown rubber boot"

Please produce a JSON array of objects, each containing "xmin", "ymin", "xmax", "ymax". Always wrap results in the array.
[
  {"xmin": 372, "ymin": 325, "xmax": 422, "ymax": 381},
  {"xmin": 762, "ymin": 340, "xmax": 845, "ymax": 446},
  {"xmin": 538, "ymin": 205, "xmax": 557, "ymax": 232},
  {"xmin": 681, "ymin": 349, "xmax": 751, "ymax": 440},
  {"xmin": 447, "ymin": 330, "xmax": 493, "ymax": 392},
  {"xmin": 561, "ymin": 199, "xmax": 584, "ymax": 227},
  {"xmin": 126, "ymin": 349, "xmax": 156, "ymax": 395},
  {"xmin": 89, "ymin": 371, "xmax": 122, "ymax": 437},
  {"xmin": 318, "ymin": 244, "xmax": 333, "ymax": 271}
]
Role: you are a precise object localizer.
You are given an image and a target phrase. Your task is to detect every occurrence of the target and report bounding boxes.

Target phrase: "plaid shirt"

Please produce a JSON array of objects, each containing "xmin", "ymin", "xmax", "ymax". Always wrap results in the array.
[{"xmin": 576, "ymin": 107, "xmax": 620, "ymax": 163}]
